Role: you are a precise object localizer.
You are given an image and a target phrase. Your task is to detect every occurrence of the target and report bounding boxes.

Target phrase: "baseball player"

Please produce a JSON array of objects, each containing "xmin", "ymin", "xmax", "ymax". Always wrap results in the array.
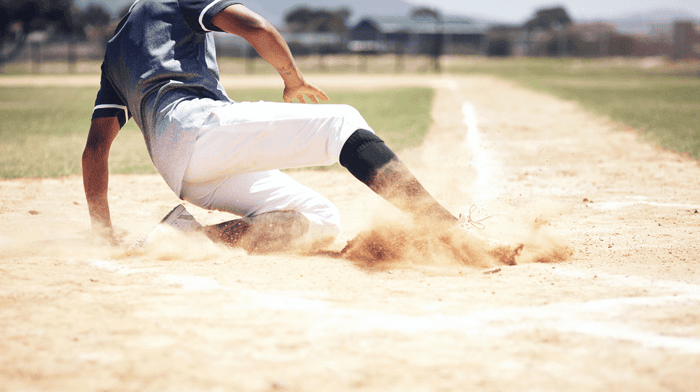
[{"xmin": 82, "ymin": 0, "xmax": 459, "ymax": 252}]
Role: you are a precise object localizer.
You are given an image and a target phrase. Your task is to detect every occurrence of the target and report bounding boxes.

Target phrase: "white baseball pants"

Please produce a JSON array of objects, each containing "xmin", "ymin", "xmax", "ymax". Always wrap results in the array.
[{"xmin": 180, "ymin": 100, "xmax": 373, "ymax": 244}]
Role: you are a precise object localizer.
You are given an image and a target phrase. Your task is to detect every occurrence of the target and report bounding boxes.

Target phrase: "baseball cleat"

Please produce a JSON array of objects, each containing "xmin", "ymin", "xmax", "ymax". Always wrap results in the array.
[{"xmin": 128, "ymin": 204, "xmax": 202, "ymax": 251}]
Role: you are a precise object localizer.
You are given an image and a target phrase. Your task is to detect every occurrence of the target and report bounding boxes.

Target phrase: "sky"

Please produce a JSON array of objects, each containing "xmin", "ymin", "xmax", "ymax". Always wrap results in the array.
[{"xmin": 405, "ymin": 0, "xmax": 700, "ymax": 22}]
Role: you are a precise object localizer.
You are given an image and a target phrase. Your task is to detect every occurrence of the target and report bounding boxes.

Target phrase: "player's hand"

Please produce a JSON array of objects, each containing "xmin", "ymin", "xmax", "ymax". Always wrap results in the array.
[{"xmin": 283, "ymin": 81, "xmax": 330, "ymax": 104}]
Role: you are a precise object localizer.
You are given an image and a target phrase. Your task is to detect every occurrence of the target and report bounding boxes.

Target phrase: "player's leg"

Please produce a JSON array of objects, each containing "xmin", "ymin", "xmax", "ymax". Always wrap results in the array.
[
  {"xmin": 181, "ymin": 169, "xmax": 340, "ymax": 252},
  {"xmin": 201, "ymin": 210, "xmax": 309, "ymax": 254},
  {"xmin": 339, "ymin": 129, "xmax": 457, "ymax": 224},
  {"xmin": 186, "ymin": 100, "xmax": 456, "ymax": 224},
  {"xmin": 182, "ymin": 101, "xmax": 368, "ymax": 181}
]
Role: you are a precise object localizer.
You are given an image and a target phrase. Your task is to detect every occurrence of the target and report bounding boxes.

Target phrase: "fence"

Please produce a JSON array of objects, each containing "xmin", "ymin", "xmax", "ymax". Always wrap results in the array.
[
  {"xmin": 0, "ymin": 36, "xmax": 456, "ymax": 75},
  {"xmin": 673, "ymin": 21, "xmax": 700, "ymax": 59},
  {"xmin": 1, "ymin": 34, "xmax": 105, "ymax": 74},
  {"xmin": 2, "ymin": 25, "xmax": 699, "ymax": 75}
]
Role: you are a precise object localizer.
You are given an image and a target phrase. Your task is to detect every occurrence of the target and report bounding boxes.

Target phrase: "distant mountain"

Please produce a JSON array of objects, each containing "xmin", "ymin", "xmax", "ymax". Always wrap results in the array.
[
  {"xmin": 248, "ymin": 0, "xmax": 416, "ymax": 25},
  {"xmin": 583, "ymin": 8, "xmax": 700, "ymax": 35},
  {"xmin": 73, "ymin": 0, "xmax": 417, "ymax": 25}
]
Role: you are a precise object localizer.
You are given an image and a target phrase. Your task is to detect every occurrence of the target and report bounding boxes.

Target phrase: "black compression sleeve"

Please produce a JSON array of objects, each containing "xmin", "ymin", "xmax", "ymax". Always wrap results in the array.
[{"xmin": 339, "ymin": 129, "xmax": 397, "ymax": 185}]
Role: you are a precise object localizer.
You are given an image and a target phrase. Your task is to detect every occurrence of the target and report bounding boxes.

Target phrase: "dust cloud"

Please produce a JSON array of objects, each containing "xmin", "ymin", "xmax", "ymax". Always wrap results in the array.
[
  {"xmin": 0, "ymin": 212, "xmax": 569, "ymax": 273},
  {"xmin": 337, "ymin": 216, "xmax": 571, "ymax": 271},
  {"xmin": 120, "ymin": 228, "xmax": 242, "ymax": 262},
  {"xmin": 0, "ymin": 227, "xmax": 240, "ymax": 266}
]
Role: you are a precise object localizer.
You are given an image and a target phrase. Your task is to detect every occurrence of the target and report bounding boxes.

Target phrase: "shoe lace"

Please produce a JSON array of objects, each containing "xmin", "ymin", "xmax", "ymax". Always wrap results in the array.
[{"xmin": 458, "ymin": 205, "xmax": 495, "ymax": 231}]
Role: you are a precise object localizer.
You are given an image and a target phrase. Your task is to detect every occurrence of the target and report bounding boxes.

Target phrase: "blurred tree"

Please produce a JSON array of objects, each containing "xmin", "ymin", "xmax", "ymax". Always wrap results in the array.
[
  {"xmin": 1, "ymin": 0, "xmax": 76, "ymax": 64},
  {"xmin": 74, "ymin": 2, "xmax": 115, "ymax": 48},
  {"xmin": 284, "ymin": 6, "xmax": 351, "ymax": 33},
  {"xmin": 78, "ymin": 3, "xmax": 112, "ymax": 27},
  {"xmin": 410, "ymin": 7, "xmax": 443, "ymax": 72},
  {"xmin": 1, "ymin": 0, "xmax": 76, "ymax": 35},
  {"xmin": 410, "ymin": 7, "xmax": 442, "ymax": 22},
  {"xmin": 0, "ymin": 2, "xmax": 14, "ymax": 40},
  {"xmin": 117, "ymin": 3, "xmax": 133, "ymax": 20},
  {"xmin": 524, "ymin": 7, "xmax": 572, "ymax": 31},
  {"xmin": 524, "ymin": 7, "xmax": 573, "ymax": 57}
]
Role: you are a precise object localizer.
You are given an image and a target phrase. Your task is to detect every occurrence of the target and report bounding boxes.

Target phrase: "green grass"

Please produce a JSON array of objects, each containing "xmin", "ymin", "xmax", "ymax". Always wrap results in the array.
[
  {"xmin": 451, "ymin": 57, "xmax": 700, "ymax": 159},
  {"xmin": 0, "ymin": 86, "xmax": 433, "ymax": 178}
]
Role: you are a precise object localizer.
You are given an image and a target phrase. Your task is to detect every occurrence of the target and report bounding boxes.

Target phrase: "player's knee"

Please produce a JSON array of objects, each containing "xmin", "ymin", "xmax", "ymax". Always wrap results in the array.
[{"xmin": 180, "ymin": 184, "xmax": 215, "ymax": 211}]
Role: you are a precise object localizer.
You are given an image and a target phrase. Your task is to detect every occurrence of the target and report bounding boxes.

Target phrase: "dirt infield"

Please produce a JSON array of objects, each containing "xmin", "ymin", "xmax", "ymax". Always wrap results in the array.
[{"xmin": 1, "ymin": 75, "xmax": 699, "ymax": 391}]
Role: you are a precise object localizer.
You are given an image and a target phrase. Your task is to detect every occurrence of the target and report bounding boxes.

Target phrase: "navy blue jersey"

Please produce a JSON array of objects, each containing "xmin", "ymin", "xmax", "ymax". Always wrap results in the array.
[
  {"xmin": 91, "ymin": 0, "xmax": 240, "ymax": 195},
  {"xmin": 93, "ymin": 0, "xmax": 239, "ymax": 129}
]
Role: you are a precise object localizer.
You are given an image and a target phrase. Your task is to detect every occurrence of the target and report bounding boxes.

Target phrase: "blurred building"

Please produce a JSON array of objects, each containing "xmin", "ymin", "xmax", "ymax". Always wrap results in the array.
[
  {"xmin": 485, "ymin": 21, "xmax": 675, "ymax": 58},
  {"xmin": 196, "ymin": 8, "xmax": 693, "ymax": 60},
  {"xmin": 348, "ymin": 15, "xmax": 488, "ymax": 55},
  {"xmin": 214, "ymin": 31, "xmax": 346, "ymax": 57}
]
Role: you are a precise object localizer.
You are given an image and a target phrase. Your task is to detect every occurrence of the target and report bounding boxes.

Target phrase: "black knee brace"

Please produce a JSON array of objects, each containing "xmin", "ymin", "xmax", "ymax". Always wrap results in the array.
[{"xmin": 339, "ymin": 129, "xmax": 396, "ymax": 185}]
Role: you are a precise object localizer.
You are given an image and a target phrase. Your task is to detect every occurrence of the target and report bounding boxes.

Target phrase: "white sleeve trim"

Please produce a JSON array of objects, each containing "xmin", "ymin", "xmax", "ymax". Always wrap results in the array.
[
  {"xmin": 94, "ymin": 104, "xmax": 128, "ymax": 120},
  {"xmin": 199, "ymin": 0, "xmax": 225, "ymax": 32},
  {"xmin": 128, "ymin": 0, "xmax": 140, "ymax": 14}
]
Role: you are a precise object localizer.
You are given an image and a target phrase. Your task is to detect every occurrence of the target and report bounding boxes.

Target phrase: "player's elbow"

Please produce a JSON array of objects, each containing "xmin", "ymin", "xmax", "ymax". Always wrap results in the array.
[
  {"xmin": 82, "ymin": 143, "xmax": 104, "ymax": 170},
  {"xmin": 82, "ymin": 133, "xmax": 111, "ymax": 169},
  {"xmin": 83, "ymin": 133, "xmax": 107, "ymax": 157}
]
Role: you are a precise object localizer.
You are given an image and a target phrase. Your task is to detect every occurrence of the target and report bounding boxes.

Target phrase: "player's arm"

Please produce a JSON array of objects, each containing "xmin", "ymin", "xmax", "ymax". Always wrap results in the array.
[
  {"xmin": 82, "ymin": 116, "xmax": 121, "ymax": 243},
  {"xmin": 211, "ymin": 4, "xmax": 329, "ymax": 104}
]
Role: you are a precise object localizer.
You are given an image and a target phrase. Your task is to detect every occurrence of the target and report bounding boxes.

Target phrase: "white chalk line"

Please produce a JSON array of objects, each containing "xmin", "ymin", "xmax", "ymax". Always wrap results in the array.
[
  {"xmin": 551, "ymin": 267, "xmax": 700, "ymax": 296},
  {"xmin": 306, "ymin": 294, "xmax": 700, "ymax": 354},
  {"xmin": 88, "ymin": 258, "xmax": 700, "ymax": 353},
  {"xmin": 462, "ymin": 102, "xmax": 496, "ymax": 206},
  {"xmin": 88, "ymin": 259, "xmax": 331, "ymax": 311},
  {"xmin": 586, "ymin": 199, "xmax": 698, "ymax": 211}
]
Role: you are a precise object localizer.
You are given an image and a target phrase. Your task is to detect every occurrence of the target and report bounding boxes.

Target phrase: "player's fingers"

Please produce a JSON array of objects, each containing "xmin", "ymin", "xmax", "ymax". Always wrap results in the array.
[
  {"xmin": 317, "ymin": 90, "xmax": 330, "ymax": 102},
  {"xmin": 297, "ymin": 95, "xmax": 306, "ymax": 104},
  {"xmin": 309, "ymin": 94, "xmax": 319, "ymax": 104}
]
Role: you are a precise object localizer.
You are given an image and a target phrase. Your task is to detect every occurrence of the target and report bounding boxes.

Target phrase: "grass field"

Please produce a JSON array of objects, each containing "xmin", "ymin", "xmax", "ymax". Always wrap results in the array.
[
  {"xmin": 0, "ymin": 86, "xmax": 433, "ymax": 178},
  {"xmin": 450, "ymin": 57, "xmax": 700, "ymax": 159}
]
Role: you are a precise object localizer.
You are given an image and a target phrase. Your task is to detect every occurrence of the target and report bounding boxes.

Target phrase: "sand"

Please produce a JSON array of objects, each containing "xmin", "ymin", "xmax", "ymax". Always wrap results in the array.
[{"xmin": 1, "ymin": 75, "xmax": 699, "ymax": 391}]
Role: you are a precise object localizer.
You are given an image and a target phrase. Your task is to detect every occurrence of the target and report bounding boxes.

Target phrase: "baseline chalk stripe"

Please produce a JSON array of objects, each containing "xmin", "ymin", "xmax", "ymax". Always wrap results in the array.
[
  {"xmin": 552, "ymin": 267, "xmax": 700, "ymax": 296},
  {"xmin": 89, "ymin": 258, "xmax": 700, "ymax": 353},
  {"xmin": 587, "ymin": 199, "xmax": 698, "ymax": 211},
  {"xmin": 89, "ymin": 259, "xmax": 330, "ymax": 310},
  {"xmin": 309, "ymin": 294, "xmax": 700, "ymax": 354},
  {"xmin": 461, "ymin": 101, "xmax": 501, "ymax": 207}
]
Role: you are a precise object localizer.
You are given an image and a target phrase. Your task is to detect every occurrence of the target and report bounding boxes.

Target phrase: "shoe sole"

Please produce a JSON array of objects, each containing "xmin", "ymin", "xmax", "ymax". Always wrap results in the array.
[{"xmin": 160, "ymin": 204, "xmax": 187, "ymax": 226}]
